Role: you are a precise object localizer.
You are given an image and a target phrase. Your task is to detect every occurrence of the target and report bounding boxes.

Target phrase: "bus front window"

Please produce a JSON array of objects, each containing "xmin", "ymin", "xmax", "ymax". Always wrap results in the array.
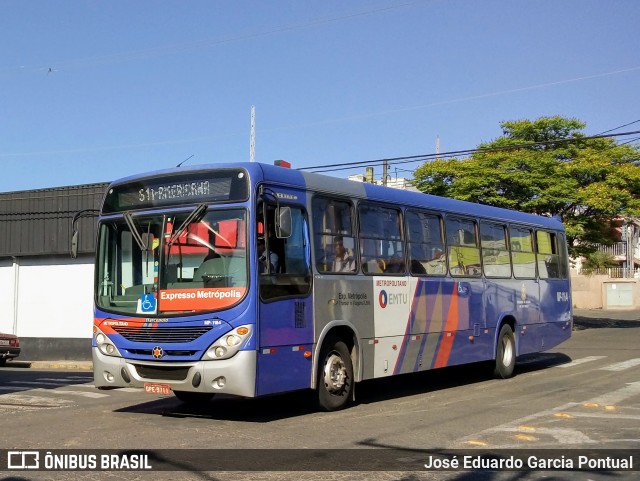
[
  {"xmin": 96, "ymin": 216, "xmax": 163, "ymax": 315},
  {"xmin": 96, "ymin": 209, "xmax": 248, "ymax": 316}
]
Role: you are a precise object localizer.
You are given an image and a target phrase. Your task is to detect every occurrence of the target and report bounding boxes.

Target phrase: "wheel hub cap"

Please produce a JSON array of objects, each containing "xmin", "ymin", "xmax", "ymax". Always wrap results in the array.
[{"xmin": 323, "ymin": 353, "xmax": 346, "ymax": 393}]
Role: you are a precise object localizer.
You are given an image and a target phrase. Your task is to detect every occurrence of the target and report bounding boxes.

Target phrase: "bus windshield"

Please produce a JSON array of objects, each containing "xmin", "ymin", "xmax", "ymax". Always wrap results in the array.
[{"xmin": 96, "ymin": 208, "xmax": 248, "ymax": 316}]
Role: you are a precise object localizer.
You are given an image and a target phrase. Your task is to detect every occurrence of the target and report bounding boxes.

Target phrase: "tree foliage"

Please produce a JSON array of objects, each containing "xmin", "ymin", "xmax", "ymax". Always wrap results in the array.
[
  {"xmin": 581, "ymin": 251, "xmax": 619, "ymax": 275},
  {"xmin": 413, "ymin": 116, "xmax": 640, "ymax": 256}
]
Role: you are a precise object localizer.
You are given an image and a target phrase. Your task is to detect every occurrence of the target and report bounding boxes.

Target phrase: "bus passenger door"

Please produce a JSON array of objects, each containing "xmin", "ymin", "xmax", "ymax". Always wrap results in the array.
[{"xmin": 256, "ymin": 203, "xmax": 314, "ymax": 396}]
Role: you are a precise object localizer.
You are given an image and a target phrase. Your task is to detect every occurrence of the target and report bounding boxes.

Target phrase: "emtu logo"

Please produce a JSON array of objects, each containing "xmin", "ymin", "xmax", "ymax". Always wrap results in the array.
[
  {"xmin": 378, "ymin": 289, "xmax": 408, "ymax": 308},
  {"xmin": 379, "ymin": 290, "xmax": 388, "ymax": 308}
]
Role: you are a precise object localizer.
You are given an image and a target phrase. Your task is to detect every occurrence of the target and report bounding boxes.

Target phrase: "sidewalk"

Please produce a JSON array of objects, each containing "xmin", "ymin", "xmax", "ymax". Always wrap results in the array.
[
  {"xmin": 573, "ymin": 308, "xmax": 640, "ymax": 321},
  {"xmin": 7, "ymin": 360, "xmax": 93, "ymax": 371}
]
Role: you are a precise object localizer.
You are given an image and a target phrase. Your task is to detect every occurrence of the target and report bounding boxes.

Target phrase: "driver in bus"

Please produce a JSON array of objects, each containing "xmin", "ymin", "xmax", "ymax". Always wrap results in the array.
[{"xmin": 258, "ymin": 238, "xmax": 279, "ymax": 274}]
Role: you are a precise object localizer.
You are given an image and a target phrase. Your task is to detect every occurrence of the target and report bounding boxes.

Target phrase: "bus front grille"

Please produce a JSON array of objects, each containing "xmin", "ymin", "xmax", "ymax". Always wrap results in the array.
[
  {"xmin": 127, "ymin": 349, "xmax": 198, "ymax": 357},
  {"xmin": 113, "ymin": 325, "xmax": 211, "ymax": 343},
  {"xmin": 133, "ymin": 364, "xmax": 190, "ymax": 381}
]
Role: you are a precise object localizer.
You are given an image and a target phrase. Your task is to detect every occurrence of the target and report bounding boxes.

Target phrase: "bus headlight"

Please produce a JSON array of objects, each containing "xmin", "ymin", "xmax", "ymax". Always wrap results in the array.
[
  {"xmin": 93, "ymin": 326, "xmax": 121, "ymax": 357},
  {"xmin": 204, "ymin": 325, "xmax": 252, "ymax": 360}
]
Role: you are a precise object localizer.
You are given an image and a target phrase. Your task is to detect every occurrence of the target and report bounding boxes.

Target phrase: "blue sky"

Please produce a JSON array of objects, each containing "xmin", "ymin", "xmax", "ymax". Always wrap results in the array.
[{"xmin": 1, "ymin": 0, "xmax": 639, "ymax": 192}]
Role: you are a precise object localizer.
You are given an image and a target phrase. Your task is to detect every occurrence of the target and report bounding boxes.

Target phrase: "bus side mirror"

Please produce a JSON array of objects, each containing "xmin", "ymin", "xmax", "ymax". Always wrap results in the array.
[
  {"xmin": 275, "ymin": 206, "xmax": 292, "ymax": 239},
  {"xmin": 71, "ymin": 230, "xmax": 79, "ymax": 259}
]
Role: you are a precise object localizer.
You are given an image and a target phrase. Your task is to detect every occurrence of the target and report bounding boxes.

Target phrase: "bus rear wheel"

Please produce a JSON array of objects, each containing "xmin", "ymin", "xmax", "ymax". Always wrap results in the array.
[
  {"xmin": 493, "ymin": 324, "xmax": 516, "ymax": 379},
  {"xmin": 317, "ymin": 337, "xmax": 353, "ymax": 411},
  {"xmin": 173, "ymin": 391, "xmax": 214, "ymax": 404}
]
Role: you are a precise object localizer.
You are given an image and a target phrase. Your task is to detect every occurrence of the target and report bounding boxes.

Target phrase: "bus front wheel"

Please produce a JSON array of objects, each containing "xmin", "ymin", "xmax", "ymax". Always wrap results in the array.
[
  {"xmin": 493, "ymin": 324, "xmax": 516, "ymax": 379},
  {"xmin": 317, "ymin": 337, "xmax": 353, "ymax": 411}
]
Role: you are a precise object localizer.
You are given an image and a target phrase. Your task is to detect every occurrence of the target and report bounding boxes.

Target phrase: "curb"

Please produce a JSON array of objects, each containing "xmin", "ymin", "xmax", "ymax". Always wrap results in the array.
[{"xmin": 6, "ymin": 360, "xmax": 93, "ymax": 371}]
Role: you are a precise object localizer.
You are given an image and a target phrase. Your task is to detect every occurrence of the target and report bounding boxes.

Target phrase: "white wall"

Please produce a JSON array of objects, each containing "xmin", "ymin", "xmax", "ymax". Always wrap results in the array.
[
  {"xmin": 0, "ymin": 255, "xmax": 94, "ymax": 339},
  {"xmin": 0, "ymin": 258, "xmax": 17, "ymax": 334}
]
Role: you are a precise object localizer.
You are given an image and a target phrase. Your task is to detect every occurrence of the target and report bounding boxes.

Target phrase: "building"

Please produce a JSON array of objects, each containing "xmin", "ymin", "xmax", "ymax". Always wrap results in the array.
[
  {"xmin": 0, "ymin": 183, "xmax": 108, "ymax": 360},
  {"xmin": 348, "ymin": 173, "xmax": 420, "ymax": 192}
]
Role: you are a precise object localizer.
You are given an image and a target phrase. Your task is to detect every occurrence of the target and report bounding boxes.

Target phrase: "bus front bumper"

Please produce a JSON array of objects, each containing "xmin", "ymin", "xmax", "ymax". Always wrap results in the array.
[{"xmin": 92, "ymin": 348, "xmax": 256, "ymax": 398}]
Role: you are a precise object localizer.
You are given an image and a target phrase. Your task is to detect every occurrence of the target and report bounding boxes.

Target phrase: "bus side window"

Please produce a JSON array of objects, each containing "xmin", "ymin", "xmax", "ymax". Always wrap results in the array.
[
  {"xmin": 510, "ymin": 226, "xmax": 536, "ymax": 279},
  {"xmin": 358, "ymin": 203, "xmax": 403, "ymax": 275},
  {"xmin": 445, "ymin": 217, "xmax": 480, "ymax": 277},
  {"xmin": 312, "ymin": 197, "xmax": 357, "ymax": 274},
  {"xmin": 406, "ymin": 210, "xmax": 445, "ymax": 276},
  {"xmin": 536, "ymin": 230, "xmax": 560, "ymax": 279},
  {"xmin": 481, "ymin": 222, "xmax": 511, "ymax": 278}
]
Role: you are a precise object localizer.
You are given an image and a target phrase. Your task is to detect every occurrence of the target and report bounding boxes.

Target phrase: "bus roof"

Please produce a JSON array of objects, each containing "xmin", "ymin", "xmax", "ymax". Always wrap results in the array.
[{"xmin": 107, "ymin": 161, "xmax": 565, "ymax": 231}]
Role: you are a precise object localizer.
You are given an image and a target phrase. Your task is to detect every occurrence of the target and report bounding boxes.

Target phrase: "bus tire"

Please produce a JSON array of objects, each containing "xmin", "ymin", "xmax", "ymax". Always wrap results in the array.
[
  {"xmin": 317, "ymin": 337, "xmax": 353, "ymax": 411},
  {"xmin": 493, "ymin": 324, "xmax": 516, "ymax": 379},
  {"xmin": 173, "ymin": 391, "xmax": 214, "ymax": 404}
]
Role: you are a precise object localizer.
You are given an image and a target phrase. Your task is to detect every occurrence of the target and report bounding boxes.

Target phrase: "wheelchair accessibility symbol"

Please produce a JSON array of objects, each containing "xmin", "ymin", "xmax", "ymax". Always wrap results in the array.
[{"xmin": 137, "ymin": 293, "xmax": 157, "ymax": 314}]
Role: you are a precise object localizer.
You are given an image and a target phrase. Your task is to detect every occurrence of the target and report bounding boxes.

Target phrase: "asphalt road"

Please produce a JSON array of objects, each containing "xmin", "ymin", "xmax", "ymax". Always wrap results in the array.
[{"xmin": 0, "ymin": 314, "xmax": 638, "ymax": 481}]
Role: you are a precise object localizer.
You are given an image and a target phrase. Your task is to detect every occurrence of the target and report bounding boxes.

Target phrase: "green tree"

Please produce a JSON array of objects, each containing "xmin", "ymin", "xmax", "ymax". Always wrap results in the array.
[
  {"xmin": 581, "ymin": 251, "xmax": 619, "ymax": 275},
  {"xmin": 414, "ymin": 116, "xmax": 640, "ymax": 256}
]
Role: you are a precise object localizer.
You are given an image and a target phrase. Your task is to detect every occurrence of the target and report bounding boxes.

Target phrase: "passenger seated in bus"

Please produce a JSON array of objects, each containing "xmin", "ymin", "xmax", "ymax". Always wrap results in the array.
[
  {"xmin": 384, "ymin": 255, "xmax": 405, "ymax": 274},
  {"xmin": 258, "ymin": 238, "xmax": 279, "ymax": 274},
  {"xmin": 328, "ymin": 235, "xmax": 356, "ymax": 272}
]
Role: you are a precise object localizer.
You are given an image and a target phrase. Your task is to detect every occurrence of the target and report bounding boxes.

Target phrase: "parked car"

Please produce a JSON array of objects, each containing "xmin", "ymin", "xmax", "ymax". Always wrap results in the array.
[{"xmin": 0, "ymin": 332, "xmax": 20, "ymax": 365}]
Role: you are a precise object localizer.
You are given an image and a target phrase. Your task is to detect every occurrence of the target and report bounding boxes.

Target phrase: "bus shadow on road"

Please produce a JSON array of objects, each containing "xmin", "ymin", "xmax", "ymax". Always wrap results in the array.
[
  {"xmin": 114, "ymin": 353, "xmax": 570, "ymax": 422},
  {"xmin": 353, "ymin": 352, "xmax": 570, "ymax": 406},
  {"xmin": 513, "ymin": 351, "xmax": 572, "ymax": 373},
  {"xmin": 114, "ymin": 389, "xmax": 318, "ymax": 422}
]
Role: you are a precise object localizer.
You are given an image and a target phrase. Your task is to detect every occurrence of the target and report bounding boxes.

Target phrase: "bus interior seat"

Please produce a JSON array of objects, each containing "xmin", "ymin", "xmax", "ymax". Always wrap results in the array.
[
  {"xmin": 124, "ymin": 284, "xmax": 149, "ymax": 296},
  {"xmin": 194, "ymin": 257, "xmax": 226, "ymax": 285}
]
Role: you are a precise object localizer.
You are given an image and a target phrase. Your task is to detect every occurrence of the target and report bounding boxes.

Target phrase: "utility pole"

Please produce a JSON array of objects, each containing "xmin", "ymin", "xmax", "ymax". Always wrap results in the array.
[
  {"xmin": 250, "ymin": 105, "xmax": 256, "ymax": 162},
  {"xmin": 382, "ymin": 160, "xmax": 388, "ymax": 186}
]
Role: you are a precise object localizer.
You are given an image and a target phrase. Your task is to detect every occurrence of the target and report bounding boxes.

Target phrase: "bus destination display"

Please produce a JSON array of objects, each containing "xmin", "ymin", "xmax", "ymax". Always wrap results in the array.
[{"xmin": 102, "ymin": 170, "xmax": 248, "ymax": 213}]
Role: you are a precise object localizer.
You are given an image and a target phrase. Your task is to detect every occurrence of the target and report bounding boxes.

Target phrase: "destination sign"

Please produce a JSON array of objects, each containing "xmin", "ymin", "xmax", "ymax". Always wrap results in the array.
[{"xmin": 102, "ymin": 169, "xmax": 249, "ymax": 213}]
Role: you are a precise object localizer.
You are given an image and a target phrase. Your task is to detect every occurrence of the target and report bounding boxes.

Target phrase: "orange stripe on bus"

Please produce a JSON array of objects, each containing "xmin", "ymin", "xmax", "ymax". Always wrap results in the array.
[{"xmin": 433, "ymin": 286, "xmax": 459, "ymax": 368}]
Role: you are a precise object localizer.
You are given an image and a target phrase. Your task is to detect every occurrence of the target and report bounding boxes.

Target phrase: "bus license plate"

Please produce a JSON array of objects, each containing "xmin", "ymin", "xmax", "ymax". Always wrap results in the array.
[{"xmin": 144, "ymin": 383, "xmax": 172, "ymax": 395}]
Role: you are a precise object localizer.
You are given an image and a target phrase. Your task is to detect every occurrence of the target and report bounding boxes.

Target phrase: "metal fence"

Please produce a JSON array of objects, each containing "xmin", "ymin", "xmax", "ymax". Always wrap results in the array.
[
  {"xmin": 575, "ymin": 267, "xmax": 640, "ymax": 278},
  {"xmin": 593, "ymin": 242, "xmax": 627, "ymax": 258}
]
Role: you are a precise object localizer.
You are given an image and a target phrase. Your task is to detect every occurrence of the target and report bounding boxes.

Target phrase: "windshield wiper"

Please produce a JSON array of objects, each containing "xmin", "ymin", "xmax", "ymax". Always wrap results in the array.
[
  {"xmin": 124, "ymin": 212, "xmax": 154, "ymax": 280},
  {"xmin": 167, "ymin": 203, "xmax": 208, "ymax": 246},
  {"xmin": 123, "ymin": 211, "xmax": 149, "ymax": 252}
]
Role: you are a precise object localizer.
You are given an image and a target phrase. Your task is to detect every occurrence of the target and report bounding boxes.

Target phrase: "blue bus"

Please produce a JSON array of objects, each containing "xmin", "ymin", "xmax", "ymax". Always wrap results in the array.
[{"xmin": 86, "ymin": 161, "xmax": 572, "ymax": 411}]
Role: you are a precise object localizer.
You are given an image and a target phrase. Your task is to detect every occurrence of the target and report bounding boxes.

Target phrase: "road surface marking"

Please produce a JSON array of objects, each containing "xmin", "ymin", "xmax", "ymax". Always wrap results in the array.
[
  {"xmin": 599, "ymin": 359, "xmax": 640, "ymax": 372},
  {"xmin": 459, "ymin": 381, "xmax": 640, "ymax": 448},
  {"xmin": 557, "ymin": 356, "xmax": 606, "ymax": 368},
  {"xmin": 30, "ymin": 388, "xmax": 109, "ymax": 399},
  {"xmin": 0, "ymin": 393, "xmax": 73, "ymax": 407},
  {"xmin": 585, "ymin": 381, "xmax": 640, "ymax": 405}
]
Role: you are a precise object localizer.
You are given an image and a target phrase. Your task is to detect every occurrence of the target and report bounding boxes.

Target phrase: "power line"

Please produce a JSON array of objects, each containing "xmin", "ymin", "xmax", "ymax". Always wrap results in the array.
[
  {"xmin": 301, "ymin": 130, "xmax": 640, "ymax": 174},
  {"xmin": 597, "ymin": 119, "xmax": 640, "ymax": 135}
]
